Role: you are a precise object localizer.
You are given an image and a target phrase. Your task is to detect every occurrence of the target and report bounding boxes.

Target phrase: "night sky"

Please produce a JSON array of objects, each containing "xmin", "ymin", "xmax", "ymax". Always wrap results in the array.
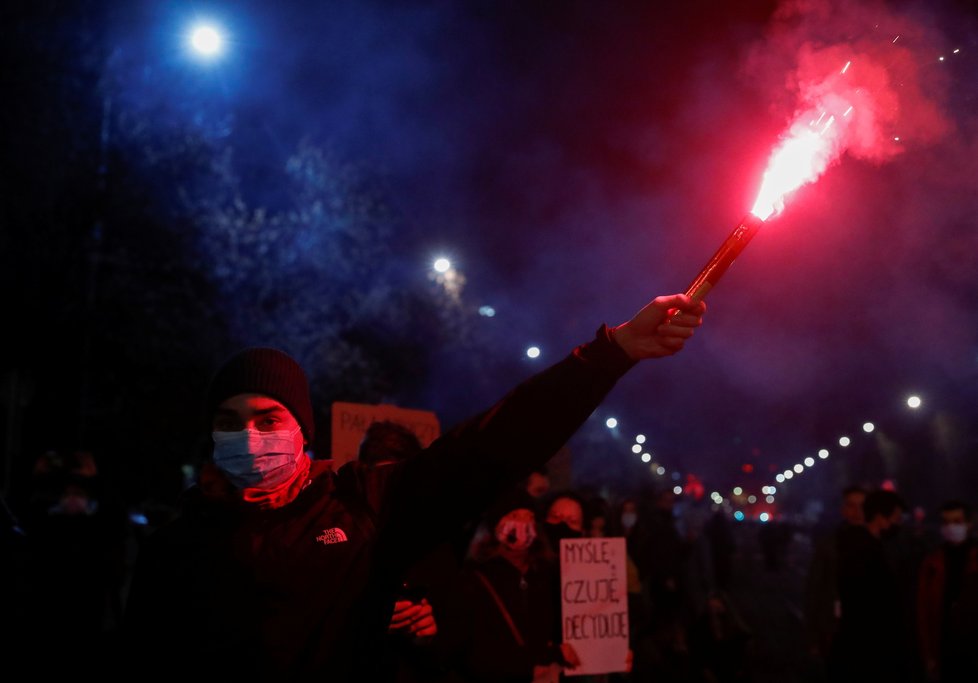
[{"xmin": 2, "ymin": 0, "xmax": 977, "ymax": 512}]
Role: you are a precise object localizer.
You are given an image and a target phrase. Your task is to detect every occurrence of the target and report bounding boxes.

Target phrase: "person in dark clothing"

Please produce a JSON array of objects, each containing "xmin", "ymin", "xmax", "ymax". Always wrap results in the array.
[
  {"xmin": 631, "ymin": 488, "xmax": 692, "ymax": 681},
  {"xmin": 705, "ymin": 507, "xmax": 735, "ymax": 592},
  {"xmin": 804, "ymin": 485, "xmax": 866, "ymax": 659},
  {"xmin": 431, "ymin": 488, "xmax": 578, "ymax": 683},
  {"xmin": 123, "ymin": 292, "xmax": 707, "ymax": 681},
  {"xmin": 355, "ymin": 420, "xmax": 446, "ymax": 682},
  {"xmin": 687, "ymin": 590, "xmax": 752, "ymax": 683},
  {"xmin": 542, "ymin": 490, "xmax": 589, "ymax": 548},
  {"xmin": 829, "ymin": 488, "xmax": 907, "ymax": 682},
  {"xmin": 13, "ymin": 450, "xmax": 131, "ymax": 678},
  {"xmin": 917, "ymin": 500, "xmax": 978, "ymax": 683}
]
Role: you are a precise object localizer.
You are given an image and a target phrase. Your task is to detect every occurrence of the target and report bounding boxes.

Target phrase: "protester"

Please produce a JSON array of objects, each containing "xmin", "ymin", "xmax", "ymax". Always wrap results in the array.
[
  {"xmin": 804, "ymin": 485, "xmax": 866, "ymax": 659},
  {"xmin": 631, "ymin": 487, "xmax": 692, "ymax": 681},
  {"xmin": 917, "ymin": 500, "xmax": 978, "ymax": 683},
  {"xmin": 704, "ymin": 505, "xmax": 735, "ymax": 592},
  {"xmin": 524, "ymin": 467, "xmax": 552, "ymax": 501},
  {"xmin": 829, "ymin": 488, "xmax": 907, "ymax": 682},
  {"xmin": 586, "ymin": 495, "xmax": 611, "ymax": 539},
  {"xmin": 14, "ymin": 449, "xmax": 130, "ymax": 678},
  {"xmin": 431, "ymin": 488, "xmax": 578, "ymax": 683},
  {"xmin": 543, "ymin": 490, "xmax": 589, "ymax": 547},
  {"xmin": 354, "ymin": 419, "xmax": 449, "ymax": 682},
  {"xmin": 123, "ymin": 292, "xmax": 707, "ymax": 680}
]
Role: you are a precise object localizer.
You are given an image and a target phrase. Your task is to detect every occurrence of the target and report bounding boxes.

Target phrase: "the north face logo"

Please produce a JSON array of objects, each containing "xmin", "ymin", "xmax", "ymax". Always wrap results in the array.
[{"xmin": 316, "ymin": 528, "xmax": 349, "ymax": 545}]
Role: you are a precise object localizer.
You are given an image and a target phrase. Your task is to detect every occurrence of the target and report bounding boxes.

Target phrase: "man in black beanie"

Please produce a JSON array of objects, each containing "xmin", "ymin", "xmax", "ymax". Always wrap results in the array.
[{"xmin": 123, "ymin": 292, "xmax": 706, "ymax": 681}]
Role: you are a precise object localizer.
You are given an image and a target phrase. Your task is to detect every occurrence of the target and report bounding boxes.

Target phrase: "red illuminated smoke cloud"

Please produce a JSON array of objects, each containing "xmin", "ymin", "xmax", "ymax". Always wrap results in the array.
[{"xmin": 745, "ymin": 0, "xmax": 952, "ymax": 182}]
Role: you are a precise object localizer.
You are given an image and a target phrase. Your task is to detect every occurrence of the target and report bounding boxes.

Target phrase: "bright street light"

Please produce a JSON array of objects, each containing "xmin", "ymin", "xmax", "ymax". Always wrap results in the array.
[{"xmin": 189, "ymin": 24, "xmax": 225, "ymax": 58}]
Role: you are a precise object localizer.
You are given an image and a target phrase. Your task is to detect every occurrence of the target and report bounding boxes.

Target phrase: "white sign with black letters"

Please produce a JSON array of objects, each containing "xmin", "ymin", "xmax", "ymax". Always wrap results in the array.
[{"xmin": 559, "ymin": 537, "xmax": 629, "ymax": 675}]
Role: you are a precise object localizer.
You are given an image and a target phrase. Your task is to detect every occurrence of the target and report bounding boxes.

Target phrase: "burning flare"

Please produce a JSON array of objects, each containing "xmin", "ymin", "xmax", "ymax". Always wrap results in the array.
[
  {"xmin": 685, "ymin": 64, "xmax": 856, "ymax": 300},
  {"xmin": 750, "ymin": 62, "xmax": 856, "ymax": 220}
]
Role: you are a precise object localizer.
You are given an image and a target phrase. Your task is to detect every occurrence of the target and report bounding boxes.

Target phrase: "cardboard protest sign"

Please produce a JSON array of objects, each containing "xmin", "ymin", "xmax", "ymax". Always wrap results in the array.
[
  {"xmin": 559, "ymin": 537, "xmax": 629, "ymax": 676},
  {"xmin": 329, "ymin": 401, "xmax": 440, "ymax": 468}
]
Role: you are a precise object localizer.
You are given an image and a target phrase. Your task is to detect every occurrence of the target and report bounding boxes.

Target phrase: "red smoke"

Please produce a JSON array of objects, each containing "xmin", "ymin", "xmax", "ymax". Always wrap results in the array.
[{"xmin": 746, "ymin": 0, "xmax": 952, "ymax": 166}]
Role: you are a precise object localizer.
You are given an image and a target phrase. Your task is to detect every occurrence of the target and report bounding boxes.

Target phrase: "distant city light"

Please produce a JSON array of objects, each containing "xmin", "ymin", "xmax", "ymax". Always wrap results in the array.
[
  {"xmin": 839, "ymin": 436, "xmax": 851, "ymax": 447},
  {"xmin": 672, "ymin": 486, "xmax": 683, "ymax": 495},
  {"xmin": 656, "ymin": 466, "xmax": 665, "ymax": 475},
  {"xmin": 641, "ymin": 452, "xmax": 652, "ymax": 463},
  {"xmin": 526, "ymin": 346, "xmax": 541, "ymax": 359},
  {"xmin": 818, "ymin": 449, "xmax": 829, "ymax": 459},
  {"xmin": 907, "ymin": 395, "xmax": 922, "ymax": 409},
  {"xmin": 759, "ymin": 512, "xmax": 770, "ymax": 522},
  {"xmin": 733, "ymin": 486, "xmax": 743, "ymax": 496},
  {"xmin": 189, "ymin": 24, "xmax": 224, "ymax": 57},
  {"xmin": 478, "ymin": 305, "xmax": 496, "ymax": 317},
  {"xmin": 129, "ymin": 511, "xmax": 149, "ymax": 526},
  {"xmin": 631, "ymin": 444, "xmax": 642, "ymax": 454},
  {"xmin": 635, "ymin": 434, "xmax": 646, "ymax": 444},
  {"xmin": 793, "ymin": 464, "xmax": 804, "ymax": 473},
  {"xmin": 734, "ymin": 511, "xmax": 745, "ymax": 521},
  {"xmin": 862, "ymin": 422, "xmax": 875, "ymax": 433},
  {"xmin": 766, "ymin": 495, "xmax": 775, "ymax": 504},
  {"xmin": 804, "ymin": 457, "xmax": 815, "ymax": 467},
  {"xmin": 433, "ymin": 257, "xmax": 451, "ymax": 273},
  {"xmin": 784, "ymin": 470, "xmax": 794, "ymax": 479},
  {"xmin": 747, "ymin": 495, "xmax": 757, "ymax": 504},
  {"xmin": 776, "ymin": 473, "xmax": 785, "ymax": 483}
]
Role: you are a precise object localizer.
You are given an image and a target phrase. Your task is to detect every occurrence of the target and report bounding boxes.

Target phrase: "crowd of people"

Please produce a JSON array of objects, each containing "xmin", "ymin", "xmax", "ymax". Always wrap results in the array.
[
  {"xmin": 2, "ymin": 289, "xmax": 976, "ymax": 682},
  {"xmin": 804, "ymin": 486, "xmax": 978, "ymax": 683}
]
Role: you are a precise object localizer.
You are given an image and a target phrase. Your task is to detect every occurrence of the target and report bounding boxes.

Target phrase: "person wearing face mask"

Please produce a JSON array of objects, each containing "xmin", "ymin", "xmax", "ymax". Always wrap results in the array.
[
  {"xmin": 542, "ymin": 492, "xmax": 588, "ymax": 548},
  {"xmin": 917, "ymin": 500, "xmax": 978, "ymax": 683},
  {"xmin": 430, "ymin": 489, "xmax": 580, "ymax": 683},
  {"xmin": 123, "ymin": 292, "xmax": 707, "ymax": 681}
]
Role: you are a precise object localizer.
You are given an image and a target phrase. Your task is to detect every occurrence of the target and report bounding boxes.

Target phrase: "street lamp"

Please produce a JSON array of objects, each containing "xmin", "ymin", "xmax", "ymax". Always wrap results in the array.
[{"xmin": 188, "ymin": 23, "xmax": 226, "ymax": 59}]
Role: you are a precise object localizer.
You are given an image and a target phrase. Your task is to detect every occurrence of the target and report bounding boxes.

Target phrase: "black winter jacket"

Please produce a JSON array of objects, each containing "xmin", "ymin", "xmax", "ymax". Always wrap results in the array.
[{"xmin": 123, "ymin": 325, "xmax": 634, "ymax": 681}]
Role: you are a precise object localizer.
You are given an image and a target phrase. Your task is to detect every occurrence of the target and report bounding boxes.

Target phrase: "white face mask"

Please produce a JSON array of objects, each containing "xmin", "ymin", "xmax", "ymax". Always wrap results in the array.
[
  {"xmin": 496, "ymin": 519, "xmax": 537, "ymax": 552},
  {"xmin": 941, "ymin": 523, "xmax": 969, "ymax": 545},
  {"xmin": 212, "ymin": 426, "xmax": 303, "ymax": 490}
]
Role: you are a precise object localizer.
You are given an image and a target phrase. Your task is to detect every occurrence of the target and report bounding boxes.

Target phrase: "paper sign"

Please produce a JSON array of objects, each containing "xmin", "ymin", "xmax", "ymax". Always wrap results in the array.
[
  {"xmin": 559, "ymin": 537, "xmax": 629, "ymax": 676},
  {"xmin": 330, "ymin": 401, "xmax": 440, "ymax": 468}
]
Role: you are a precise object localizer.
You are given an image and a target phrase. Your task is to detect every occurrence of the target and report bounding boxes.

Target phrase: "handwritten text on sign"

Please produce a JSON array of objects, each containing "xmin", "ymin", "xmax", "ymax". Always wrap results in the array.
[{"xmin": 559, "ymin": 537, "xmax": 628, "ymax": 676}]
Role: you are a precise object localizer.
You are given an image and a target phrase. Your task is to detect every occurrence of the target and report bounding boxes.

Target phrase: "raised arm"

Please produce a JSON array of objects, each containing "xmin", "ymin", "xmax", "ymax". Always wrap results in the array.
[{"xmin": 373, "ymin": 293, "xmax": 706, "ymax": 570}]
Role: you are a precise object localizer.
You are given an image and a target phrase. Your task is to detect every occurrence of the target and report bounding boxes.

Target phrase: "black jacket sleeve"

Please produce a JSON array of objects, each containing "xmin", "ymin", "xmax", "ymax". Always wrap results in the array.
[{"xmin": 374, "ymin": 324, "xmax": 636, "ymax": 572}]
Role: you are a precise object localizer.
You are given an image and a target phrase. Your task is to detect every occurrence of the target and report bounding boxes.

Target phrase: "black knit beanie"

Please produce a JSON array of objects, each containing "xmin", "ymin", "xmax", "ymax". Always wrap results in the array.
[{"xmin": 205, "ymin": 347, "xmax": 315, "ymax": 441}]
